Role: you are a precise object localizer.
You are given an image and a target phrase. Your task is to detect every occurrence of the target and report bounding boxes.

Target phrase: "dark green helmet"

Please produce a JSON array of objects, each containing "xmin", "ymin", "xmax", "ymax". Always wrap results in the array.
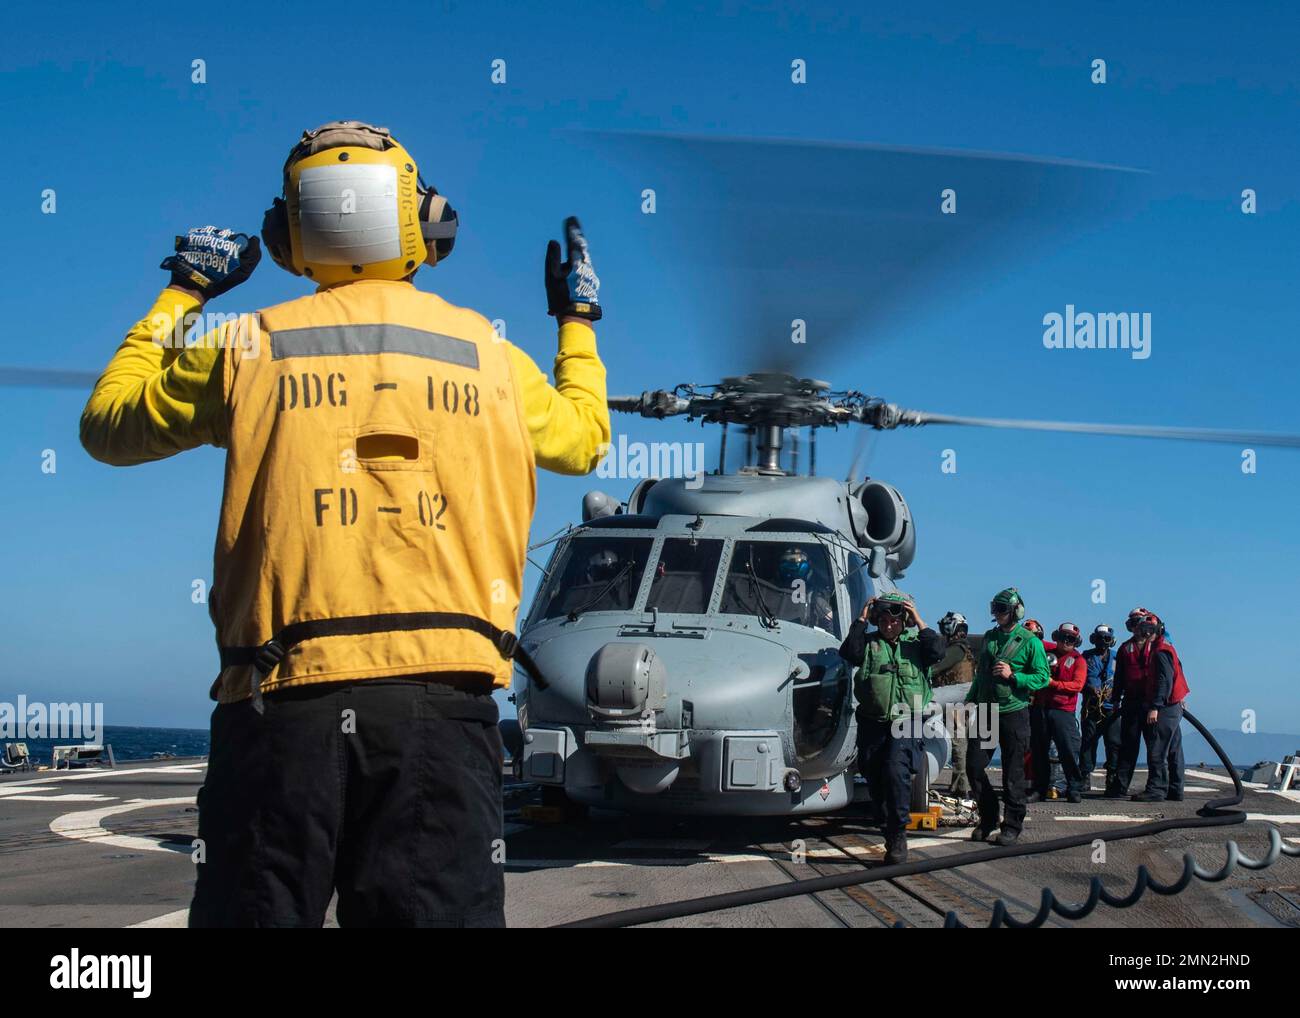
[
  {"xmin": 869, "ymin": 590, "xmax": 914, "ymax": 623},
  {"xmin": 990, "ymin": 587, "xmax": 1025, "ymax": 621}
]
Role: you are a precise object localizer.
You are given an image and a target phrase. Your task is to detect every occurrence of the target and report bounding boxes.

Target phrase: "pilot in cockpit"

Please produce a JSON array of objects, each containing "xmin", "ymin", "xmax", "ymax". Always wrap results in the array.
[
  {"xmin": 585, "ymin": 547, "xmax": 622, "ymax": 584},
  {"xmin": 778, "ymin": 546, "xmax": 836, "ymax": 633}
]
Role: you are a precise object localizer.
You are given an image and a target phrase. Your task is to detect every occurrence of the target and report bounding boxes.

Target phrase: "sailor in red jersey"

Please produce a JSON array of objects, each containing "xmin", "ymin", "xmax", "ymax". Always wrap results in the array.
[{"xmin": 1028, "ymin": 623, "xmax": 1087, "ymax": 803}]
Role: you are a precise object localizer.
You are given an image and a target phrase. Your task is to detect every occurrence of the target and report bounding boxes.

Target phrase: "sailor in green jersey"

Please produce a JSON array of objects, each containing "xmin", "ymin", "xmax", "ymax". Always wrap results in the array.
[
  {"xmin": 965, "ymin": 587, "xmax": 1050, "ymax": 846},
  {"xmin": 839, "ymin": 591, "xmax": 945, "ymax": 865}
]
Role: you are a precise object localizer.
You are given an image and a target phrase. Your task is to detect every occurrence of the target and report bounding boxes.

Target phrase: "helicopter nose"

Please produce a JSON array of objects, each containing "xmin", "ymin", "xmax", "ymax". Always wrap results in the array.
[
  {"xmin": 587, "ymin": 642, "xmax": 664, "ymax": 717},
  {"xmin": 585, "ymin": 642, "xmax": 682, "ymax": 795}
]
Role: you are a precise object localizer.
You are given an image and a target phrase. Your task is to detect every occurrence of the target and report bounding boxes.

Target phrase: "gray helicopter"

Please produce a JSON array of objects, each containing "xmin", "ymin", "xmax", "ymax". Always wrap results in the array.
[
  {"xmin": 514, "ymin": 373, "xmax": 928, "ymax": 815},
  {"xmin": 509, "ymin": 368, "xmax": 1300, "ymax": 817}
]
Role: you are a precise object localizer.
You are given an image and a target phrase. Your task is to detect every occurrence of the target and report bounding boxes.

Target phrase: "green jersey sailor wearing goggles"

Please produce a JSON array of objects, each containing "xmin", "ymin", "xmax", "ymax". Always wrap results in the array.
[
  {"xmin": 838, "ymin": 592, "xmax": 945, "ymax": 865},
  {"xmin": 964, "ymin": 587, "xmax": 1051, "ymax": 847}
]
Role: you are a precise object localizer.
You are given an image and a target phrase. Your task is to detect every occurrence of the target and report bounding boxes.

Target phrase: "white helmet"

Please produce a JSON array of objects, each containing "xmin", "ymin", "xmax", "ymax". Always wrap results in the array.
[
  {"xmin": 1091, "ymin": 624, "xmax": 1117, "ymax": 647},
  {"xmin": 939, "ymin": 611, "xmax": 968, "ymax": 637}
]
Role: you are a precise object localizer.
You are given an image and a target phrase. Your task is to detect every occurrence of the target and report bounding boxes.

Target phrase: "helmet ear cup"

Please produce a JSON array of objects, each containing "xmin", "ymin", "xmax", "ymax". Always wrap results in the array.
[
  {"xmin": 419, "ymin": 187, "xmax": 458, "ymax": 266},
  {"xmin": 261, "ymin": 198, "xmax": 298, "ymax": 275},
  {"xmin": 1014, "ymin": 601, "xmax": 1025, "ymax": 621}
]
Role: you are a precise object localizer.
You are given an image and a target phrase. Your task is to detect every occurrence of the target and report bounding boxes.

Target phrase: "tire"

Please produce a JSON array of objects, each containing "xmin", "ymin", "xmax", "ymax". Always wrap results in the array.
[{"xmin": 910, "ymin": 760, "xmax": 929, "ymax": 813}]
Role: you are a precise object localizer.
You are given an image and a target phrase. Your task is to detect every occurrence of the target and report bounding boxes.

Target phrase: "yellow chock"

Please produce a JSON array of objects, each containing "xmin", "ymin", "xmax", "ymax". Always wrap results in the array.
[{"xmin": 906, "ymin": 805, "xmax": 942, "ymax": 831}]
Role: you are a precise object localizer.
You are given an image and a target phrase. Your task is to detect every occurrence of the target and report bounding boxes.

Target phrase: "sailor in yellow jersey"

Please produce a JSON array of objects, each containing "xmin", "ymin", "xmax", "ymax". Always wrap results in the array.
[{"xmin": 80, "ymin": 121, "xmax": 610, "ymax": 927}]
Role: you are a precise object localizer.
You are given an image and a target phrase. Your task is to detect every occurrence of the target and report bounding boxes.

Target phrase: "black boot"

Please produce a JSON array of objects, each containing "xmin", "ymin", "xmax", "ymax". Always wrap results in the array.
[
  {"xmin": 970, "ymin": 826, "xmax": 995, "ymax": 842},
  {"xmin": 883, "ymin": 834, "xmax": 909, "ymax": 866},
  {"xmin": 1025, "ymin": 790, "xmax": 1045, "ymax": 804},
  {"xmin": 991, "ymin": 828, "xmax": 1020, "ymax": 846}
]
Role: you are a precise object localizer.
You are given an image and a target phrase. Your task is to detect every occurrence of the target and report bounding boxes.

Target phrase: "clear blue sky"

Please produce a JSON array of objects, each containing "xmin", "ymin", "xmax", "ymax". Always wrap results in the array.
[{"xmin": 2, "ymin": 1, "xmax": 1298, "ymax": 734}]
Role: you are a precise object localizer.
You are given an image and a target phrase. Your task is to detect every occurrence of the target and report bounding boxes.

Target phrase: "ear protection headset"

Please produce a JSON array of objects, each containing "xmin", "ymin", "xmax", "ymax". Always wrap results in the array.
[{"xmin": 261, "ymin": 121, "xmax": 457, "ymax": 286}]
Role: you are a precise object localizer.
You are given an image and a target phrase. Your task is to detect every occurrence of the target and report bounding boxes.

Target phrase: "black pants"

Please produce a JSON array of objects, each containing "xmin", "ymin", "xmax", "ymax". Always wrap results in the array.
[
  {"xmin": 190, "ymin": 678, "xmax": 504, "ymax": 927},
  {"xmin": 857, "ymin": 717, "xmax": 924, "ymax": 840},
  {"xmin": 966, "ymin": 707, "xmax": 1030, "ymax": 836},
  {"xmin": 1030, "ymin": 706, "xmax": 1083, "ymax": 797},
  {"xmin": 1116, "ymin": 704, "xmax": 1147, "ymax": 794},
  {"xmin": 1079, "ymin": 705, "xmax": 1123, "ymax": 791},
  {"xmin": 1141, "ymin": 702, "xmax": 1185, "ymax": 798}
]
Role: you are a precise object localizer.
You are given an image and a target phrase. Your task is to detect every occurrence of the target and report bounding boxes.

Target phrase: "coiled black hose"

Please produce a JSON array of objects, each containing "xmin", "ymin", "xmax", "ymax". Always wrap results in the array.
[{"xmin": 555, "ymin": 707, "xmax": 1296, "ymax": 928}]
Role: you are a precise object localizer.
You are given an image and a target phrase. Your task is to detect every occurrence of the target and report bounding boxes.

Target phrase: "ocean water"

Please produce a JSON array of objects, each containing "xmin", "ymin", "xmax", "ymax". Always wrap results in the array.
[
  {"xmin": 3, "ymin": 726, "xmax": 208, "ymax": 768},
  {"xmin": 3, "ymin": 722, "xmax": 1292, "ymax": 774}
]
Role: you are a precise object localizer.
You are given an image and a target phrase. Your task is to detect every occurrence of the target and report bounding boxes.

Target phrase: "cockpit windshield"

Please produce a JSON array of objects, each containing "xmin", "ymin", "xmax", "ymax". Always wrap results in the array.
[
  {"xmin": 645, "ymin": 539, "xmax": 724, "ymax": 614},
  {"xmin": 719, "ymin": 541, "xmax": 840, "ymax": 635},
  {"xmin": 532, "ymin": 536, "xmax": 654, "ymax": 620}
]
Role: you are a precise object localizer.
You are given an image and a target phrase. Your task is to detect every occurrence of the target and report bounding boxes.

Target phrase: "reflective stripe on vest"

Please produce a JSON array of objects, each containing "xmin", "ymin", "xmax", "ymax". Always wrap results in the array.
[{"xmin": 210, "ymin": 280, "xmax": 536, "ymax": 703}]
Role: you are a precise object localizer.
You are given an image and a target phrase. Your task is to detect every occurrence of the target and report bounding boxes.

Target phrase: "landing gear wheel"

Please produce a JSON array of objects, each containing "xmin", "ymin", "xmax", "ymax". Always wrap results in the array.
[{"xmin": 910, "ymin": 763, "xmax": 930, "ymax": 814}]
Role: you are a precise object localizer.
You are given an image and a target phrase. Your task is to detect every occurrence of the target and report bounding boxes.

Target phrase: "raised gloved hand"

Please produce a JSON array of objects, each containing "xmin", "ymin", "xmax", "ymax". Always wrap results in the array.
[
  {"xmin": 545, "ymin": 216, "xmax": 601, "ymax": 321},
  {"xmin": 161, "ymin": 226, "xmax": 261, "ymax": 300}
]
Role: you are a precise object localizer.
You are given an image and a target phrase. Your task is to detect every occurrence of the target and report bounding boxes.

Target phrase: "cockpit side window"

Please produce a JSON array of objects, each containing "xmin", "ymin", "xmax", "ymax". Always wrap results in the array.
[
  {"xmin": 646, "ymin": 539, "xmax": 724, "ymax": 614},
  {"xmin": 845, "ymin": 552, "xmax": 871, "ymax": 622},
  {"xmin": 719, "ymin": 541, "xmax": 840, "ymax": 636},
  {"xmin": 531, "ymin": 536, "xmax": 654, "ymax": 620}
]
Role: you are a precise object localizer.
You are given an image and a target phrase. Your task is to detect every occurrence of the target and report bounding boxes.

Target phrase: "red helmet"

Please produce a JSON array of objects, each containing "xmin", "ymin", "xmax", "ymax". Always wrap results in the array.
[
  {"xmin": 1052, "ymin": 622, "xmax": 1082, "ymax": 645},
  {"xmin": 1023, "ymin": 618, "xmax": 1044, "ymax": 638},
  {"xmin": 1135, "ymin": 611, "xmax": 1164, "ymax": 638},
  {"xmin": 1125, "ymin": 606, "xmax": 1151, "ymax": 632}
]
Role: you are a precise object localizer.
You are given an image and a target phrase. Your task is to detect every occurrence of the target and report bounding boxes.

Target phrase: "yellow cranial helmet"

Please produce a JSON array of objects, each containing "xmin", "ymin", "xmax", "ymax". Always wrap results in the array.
[{"xmin": 261, "ymin": 121, "xmax": 457, "ymax": 286}]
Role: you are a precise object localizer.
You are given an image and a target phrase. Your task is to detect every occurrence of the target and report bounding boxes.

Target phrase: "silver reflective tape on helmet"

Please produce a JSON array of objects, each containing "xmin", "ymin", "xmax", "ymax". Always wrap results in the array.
[{"xmin": 297, "ymin": 163, "xmax": 401, "ymax": 266}]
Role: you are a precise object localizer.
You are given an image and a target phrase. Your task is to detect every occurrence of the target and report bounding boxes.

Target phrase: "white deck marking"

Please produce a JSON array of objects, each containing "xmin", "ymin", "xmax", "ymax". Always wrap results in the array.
[
  {"xmin": 0, "ymin": 784, "xmax": 116, "ymax": 801},
  {"xmin": 4, "ymin": 763, "xmax": 207, "ymax": 785},
  {"xmin": 1184, "ymin": 768, "xmax": 1265, "ymax": 788},
  {"xmin": 1185, "ymin": 768, "xmax": 1300, "ymax": 802},
  {"xmin": 128, "ymin": 909, "xmax": 189, "ymax": 928},
  {"xmin": 613, "ymin": 838, "xmax": 714, "ymax": 851},
  {"xmin": 49, "ymin": 797, "xmax": 196, "ymax": 853},
  {"xmin": 1, "ymin": 793, "xmax": 115, "ymax": 802}
]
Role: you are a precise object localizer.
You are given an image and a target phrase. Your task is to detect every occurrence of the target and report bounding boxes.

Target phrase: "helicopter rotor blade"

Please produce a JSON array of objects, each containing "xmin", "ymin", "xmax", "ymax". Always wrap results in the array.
[
  {"xmin": 894, "ymin": 409, "xmax": 1300, "ymax": 448},
  {"xmin": 846, "ymin": 425, "xmax": 875, "ymax": 484},
  {"xmin": 608, "ymin": 391, "xmax": 692, "ymax": 417},
  {"xmin": 0, "ymin": 367, "xmax": 99, "ymax": 389},
  {"xmin": 576, "ymin": 129, "xmax": 1149, "ymax": 375}
]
